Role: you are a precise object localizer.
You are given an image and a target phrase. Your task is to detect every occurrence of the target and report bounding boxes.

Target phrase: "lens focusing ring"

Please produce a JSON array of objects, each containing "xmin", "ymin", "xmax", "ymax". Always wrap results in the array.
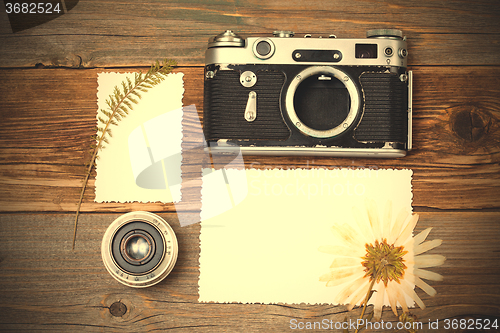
[{"xmin": 102, "ymin": 212, "xmax": 178, "ymax": 288}]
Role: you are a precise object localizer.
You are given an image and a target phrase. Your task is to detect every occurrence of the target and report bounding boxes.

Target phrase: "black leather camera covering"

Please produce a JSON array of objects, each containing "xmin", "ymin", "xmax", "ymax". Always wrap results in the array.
[{"xmin": 204, "ymin": 64, "xmax": 408, "ymax": 150}]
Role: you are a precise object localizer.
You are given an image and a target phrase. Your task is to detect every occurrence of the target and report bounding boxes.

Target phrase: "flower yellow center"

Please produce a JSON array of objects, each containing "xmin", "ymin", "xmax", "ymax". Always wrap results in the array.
[{"xmin": 362, "ymin": 239, "xmax": 407, "ymax": 286}]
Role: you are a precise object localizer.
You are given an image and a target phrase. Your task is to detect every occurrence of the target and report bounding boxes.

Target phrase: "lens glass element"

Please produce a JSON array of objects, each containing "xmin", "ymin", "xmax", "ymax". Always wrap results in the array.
[
  {"xmin": 122, "ymin": 232, "xmax": 153, "ymax": 263},
  {"xmin": 126, "ymin": 236, "xmax": 149, "ymax": 260}
]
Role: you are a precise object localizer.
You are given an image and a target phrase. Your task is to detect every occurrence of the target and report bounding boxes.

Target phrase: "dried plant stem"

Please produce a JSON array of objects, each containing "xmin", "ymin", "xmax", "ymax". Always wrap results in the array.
[
  {"xmin": 72, "ymin": 60, "xmax": 175, "ymax": 250},
  {"xmin": 72, "ymin": 154, "xmax": 96, "ymax": 250},
  {"xmin": 354, "ymin": 260, "xmax": 387, "ymax": 333},
  {"xmin": 73, "ymin": 78, "xmax": 142, "ymax": 250}
]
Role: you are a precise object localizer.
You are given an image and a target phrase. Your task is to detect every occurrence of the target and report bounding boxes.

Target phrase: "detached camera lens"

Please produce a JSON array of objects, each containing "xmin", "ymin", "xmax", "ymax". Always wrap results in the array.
[{"xmin": 101, "ymin": 212, "xmax": 178, "ymax": 288}]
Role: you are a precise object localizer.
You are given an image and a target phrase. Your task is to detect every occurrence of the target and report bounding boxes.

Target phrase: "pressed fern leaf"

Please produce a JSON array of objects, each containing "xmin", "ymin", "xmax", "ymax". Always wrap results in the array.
[{"xmin": 72, "ymin": 59, "xmax": 177, "ymax": 250}]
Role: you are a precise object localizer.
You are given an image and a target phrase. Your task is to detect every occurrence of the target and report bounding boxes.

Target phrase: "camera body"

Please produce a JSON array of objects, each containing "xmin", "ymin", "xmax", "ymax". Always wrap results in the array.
[{"xmin": 204, "ymin": 29, "xmax": 413, "ymax": 157}]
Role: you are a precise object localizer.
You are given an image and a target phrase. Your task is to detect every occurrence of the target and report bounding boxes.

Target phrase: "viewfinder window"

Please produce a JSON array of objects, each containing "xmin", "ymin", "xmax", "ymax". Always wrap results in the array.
[{"xmin": 355, "ymin": 44, "xmax": 378, "ymax": 58}]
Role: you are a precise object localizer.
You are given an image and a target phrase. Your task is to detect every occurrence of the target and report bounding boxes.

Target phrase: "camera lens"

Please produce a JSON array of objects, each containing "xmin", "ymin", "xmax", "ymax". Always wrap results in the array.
[{"xmin": 101, "ymin": 212, "xmax": 178, "ymax": 288}]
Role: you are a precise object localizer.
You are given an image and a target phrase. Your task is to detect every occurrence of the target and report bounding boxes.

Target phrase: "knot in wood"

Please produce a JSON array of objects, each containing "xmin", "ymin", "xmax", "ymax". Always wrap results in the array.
[
  {"xmin": 109, "ymin": 301, "xmax": 127, "ymax": 317},
  {"xmin": 451, "ymin": 107, "xmax": 490, "ymax": 142}
]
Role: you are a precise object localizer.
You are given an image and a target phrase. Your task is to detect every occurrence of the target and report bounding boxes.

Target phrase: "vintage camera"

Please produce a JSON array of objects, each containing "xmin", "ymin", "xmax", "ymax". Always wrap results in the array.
[{"xmin": 204, "ymin": 29, "xmax": 413, "ymax": 157}]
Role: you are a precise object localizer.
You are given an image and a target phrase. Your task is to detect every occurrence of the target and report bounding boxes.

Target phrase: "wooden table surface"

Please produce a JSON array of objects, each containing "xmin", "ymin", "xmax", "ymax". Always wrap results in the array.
[{"xmin": 1, "ymin": 1, "xmax": 499, "ymax": 332}]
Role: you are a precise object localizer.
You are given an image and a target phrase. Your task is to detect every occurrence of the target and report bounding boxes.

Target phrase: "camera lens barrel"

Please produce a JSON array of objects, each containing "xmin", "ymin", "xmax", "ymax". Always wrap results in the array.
[{"xmin": 101, "ymin": 212, "xmax": 178, "ymax": 288}]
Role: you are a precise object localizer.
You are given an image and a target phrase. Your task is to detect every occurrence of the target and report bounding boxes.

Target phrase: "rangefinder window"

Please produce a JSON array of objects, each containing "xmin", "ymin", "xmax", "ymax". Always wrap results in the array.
[{"xmin": 355, "ymin": 44, "xmax": 378, "ymax": 58}]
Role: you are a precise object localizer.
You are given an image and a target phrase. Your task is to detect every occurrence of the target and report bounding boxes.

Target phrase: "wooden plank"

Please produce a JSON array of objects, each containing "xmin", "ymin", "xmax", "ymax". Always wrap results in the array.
[
  {"xmin": 0, "ymin": 66, "xmax": 499, "ymax": 213},
  {"xmin": 0, "ymin": 212, "xmax": 498, "ymax": 331},
  {"xmin": 0, "ymin": 0, "xmax": 499, "ymax": 67}
]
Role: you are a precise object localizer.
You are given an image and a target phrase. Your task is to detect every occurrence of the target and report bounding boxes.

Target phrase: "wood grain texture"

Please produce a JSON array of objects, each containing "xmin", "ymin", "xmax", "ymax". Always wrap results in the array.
[
  {"xmin": 0, "ymin": 66, "xmax": 499, "ymax": 213},
  {"xmin": 0, "ymin": 212, "xmax": 498, "ymax": 332},
  {"xmin": 0, "ymin": 0, "xmax": 499, "ymax": 67}
]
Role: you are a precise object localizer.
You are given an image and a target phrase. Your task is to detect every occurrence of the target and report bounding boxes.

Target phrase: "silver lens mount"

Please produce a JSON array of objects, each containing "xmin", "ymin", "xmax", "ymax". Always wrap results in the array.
[
  {"xmin": 101, "ymin": 211, "xmax": 178, "ymax": 288},
  {"xmin": 285, "ymin": 66, "xmax": 361, "ymax": 138}
]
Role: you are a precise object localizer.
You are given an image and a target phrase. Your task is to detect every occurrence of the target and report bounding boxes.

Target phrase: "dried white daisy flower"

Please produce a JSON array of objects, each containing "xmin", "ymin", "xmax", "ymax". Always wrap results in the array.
[{"xmin": 319, "ymin": 200, "xmax": 445, "ymax": 320}]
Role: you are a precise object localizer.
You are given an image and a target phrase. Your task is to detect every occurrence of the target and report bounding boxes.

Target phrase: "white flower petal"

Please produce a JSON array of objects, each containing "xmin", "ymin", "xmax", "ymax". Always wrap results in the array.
[
  {"xmin": 388, "ymin": 208, "xmax": 409, "ymax": 244},
  {"xmin": 373, "ymin": 283, "xmax": 386, "ymax": 320},
  {"xmin": 338, "ymin": 277, "xmax": 368, "ymax": 305},
  {"xmin": 395, "ymin": 213, "xmax": 419, "ymax": 247},
  {"xmin": 319, "ymin": 266, "xmax": 363, "ymax": 281},
  {"xmin": 400, "ymin": 280, "xmax": 426, "ymax": 310},
  {"xmin": 331, "ymin": 223, "xmax": 363, "ymax": 248},
  {"xmin": 411, "ymin": 274, "xmax": 437, "ymax": 296},
  {"xmin": 330, "ymin": 257, "xmax": 363, "ymax": 269},
  {"xmin": 385, "ymin": 284, "xmax": 400, "ymax": 316},
  {"xmin": 414, "ymin": 268, "xmax": 444, "ymax": 281},
  {"xmin": 382, "ymin": 201, "xmax": 392, "ymax": 238},
  {"xmin": 352, "ymin": 206, "xmax": 375, "ymax": 241},
  {"xmin": 403, "ymin": 237, "xmax": 415, "ymax": 256},
  {"xmin": 414, "ymin": 254, "xmax": 446, "ymax": 268},
  {"xmin": 394, "ymin": 285, "xmax": 409, "ymax": 313},
  {"xmin": 325, "ymin": 271, "xmax": 365, "ymax": 287},
  {"xmin": 413, "ymin": 227, "xmax": 433, "ymax": 245},
  {"xmin": 366, "ymin": 199, "xmax": 382, "ymax": 239},
  {"xmin": 403, "ymin": 268, "xmax": 417, "ymax": 284},
  {"xmin": 347, "ymin": 281, "xmax": 370, "ymax": 309},
  {"xmin": 414, "ymin": 239, "xmax": 443, "ymax": 255}
]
